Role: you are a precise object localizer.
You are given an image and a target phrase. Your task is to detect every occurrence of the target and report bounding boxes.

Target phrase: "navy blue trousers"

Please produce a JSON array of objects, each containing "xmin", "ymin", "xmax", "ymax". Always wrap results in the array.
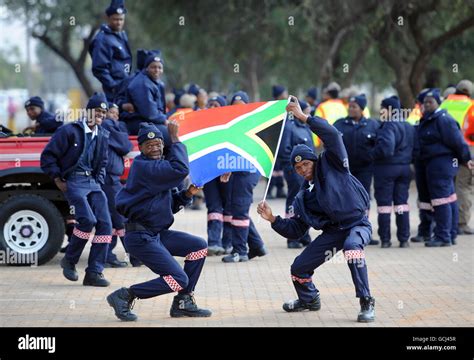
[
  {"xmin": 373, "ymin": 164, "xmax": 411, "ymax": 243},
  {"xmin": 414, "ymin": 160, "xmax": 435, "ymax": 238},
  {"xmin": 424, "ymin": 156, "xmax": 459, "ymax": 244},
  {"xmin": 203, "ymin": 177, "xmax": 233, "ymax": 248},
  {"xmin": 230, "ymin": 171, "xmax": 264, "ymax": 255},
  {"xmin": 64, "ymin": 174, "xmax": 112, "ymax": 274},
  {"xmin": 290, "ymin": 219, "xmax": 372, "ymax": 302},
  {"xmin": 268, "ymin": 159, "xmax": 285, "ymax": 193},
  {"xmin": 126, "ymin": 229, "xmax": 208, "ymax": 299}
]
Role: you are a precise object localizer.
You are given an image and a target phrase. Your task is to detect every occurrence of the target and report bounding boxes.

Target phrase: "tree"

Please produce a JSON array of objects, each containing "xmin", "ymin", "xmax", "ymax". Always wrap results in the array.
[
  {"xmin": 2, "ymin": 0, "xmax": 105, "ymax": 97},
  {"xmin": 372, "ymin": 0, "xmax": 474, "ymax": 107}
]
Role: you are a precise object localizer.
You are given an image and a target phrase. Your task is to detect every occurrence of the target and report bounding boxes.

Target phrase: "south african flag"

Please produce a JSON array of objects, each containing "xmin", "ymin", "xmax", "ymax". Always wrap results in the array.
[{"xmin": 176, "ymin": 100, "xmax": 287, "ymax": 186}]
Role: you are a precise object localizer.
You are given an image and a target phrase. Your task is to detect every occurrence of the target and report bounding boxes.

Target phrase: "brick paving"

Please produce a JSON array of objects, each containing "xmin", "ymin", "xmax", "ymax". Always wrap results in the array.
[{"xmin": 0, "ymin": 182, "xmax": 472, "ymax": 327}]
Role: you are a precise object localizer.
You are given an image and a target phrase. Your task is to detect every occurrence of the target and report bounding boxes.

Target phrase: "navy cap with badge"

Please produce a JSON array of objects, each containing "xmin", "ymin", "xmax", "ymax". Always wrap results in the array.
[
  {"xmin": 349, "ymin": 94, "xmax": 367, "ymax": 110},
  {"xmin": 144, "ymin": 52, "xmax": 164, "ymax": 68},
  {"xmin": 87, "ymin": 93, "xmax": 109, "ymax": 110},
  {"xmin": 231, "ymin": 91, "xmax": 249, "ymax": 105},
  {"xmin": 209, "ymin": 95, "xmax": 227, "ymax": 107},
  {"xmin": 416, "ymin": 88, "xmax": 430, "ymax": 104},
  {"xmin": 137, "ymin": 122, "xmax": 164, "ymax": 145},
  {"xmin": 106, "ymin": 0, "xmax": 127, "ymax": 16},
  {"xmin": 24, "ymin": 96, "xmax": 44, "ymax": 110},
  {"xmin": 290, "ymin": 144, "xmax": 318, "ymax": 167},
  {"xmin": 424, "ymin": 88, "xmax": 442, "ymax": 104}
]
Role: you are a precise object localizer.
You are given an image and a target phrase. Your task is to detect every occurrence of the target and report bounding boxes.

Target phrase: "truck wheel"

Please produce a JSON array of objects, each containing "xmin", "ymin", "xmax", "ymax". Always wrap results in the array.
[{"xmin": 0, "ymin": 195, "xmax": 65, "ymax": 266}]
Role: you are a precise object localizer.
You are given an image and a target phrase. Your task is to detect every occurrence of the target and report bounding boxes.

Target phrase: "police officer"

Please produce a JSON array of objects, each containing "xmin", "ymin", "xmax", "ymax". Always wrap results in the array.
[
  {"xmin": 417, "ymin": 89, "xmax": 473, "ymax": 247},
  {"xmin": 114, "ymin": 49, "xmax": 152, "ymax": 118},
  {"xmin": 370, "ymin": 96, "xmax": 414, "ymax": 248},
  {"xmin": 101, "ymin": 103, "xmax": 133, "ymax": 267},
  {"xmin": 107, "ymin": 121, "xmax": 211, "ymax": 321},
  {"xmin": 334, "ymin": 94, "xmax": 380, "ymax": 245},
  {"xmin": 40, "ymin": 93, "xmax": 112, "ymax": 286},
  {"xmin": 411, "ymin": 89, "xmax": 435, "ymax": 243},
  {"xmin": 90, "ymin": 0, "xmax": 132, "ymax": 102},
  {"xmin": 305, "ymin": 87, "xmax": 318, "ymax": 116},
  {"xmin": 222, "ymin": 91, "xmax": 267, "ymax": 263},
  {"xmin": 125, "ymin": 53, "xmax": 167, "ymax": 137},
  {"xmin": 203, "ymin": 95, "xmax": 233, "ymax": 255},
  {"xmin": 267, "ymin": 85, "xmax": 288, "ymax": 199},
  {"xmin": 23, "ymin": 96, "xmax": 62, "ymax": 135},
  {"xmin": 279, "ymin": 100, "xmax": 314, "ymax": 249},
  {"xmin": 257, "ymin": 96, "xmax": 375, "ymax": 323},
  {"xmin": 315, "ymin": 82, "xmax": 347, "ymax": 125},
  {"xmin": 440, "ymin": 80, "xmax": 474, "ymax": 235}
]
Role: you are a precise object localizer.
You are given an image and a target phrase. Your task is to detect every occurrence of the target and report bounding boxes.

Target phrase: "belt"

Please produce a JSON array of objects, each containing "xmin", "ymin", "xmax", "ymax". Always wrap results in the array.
[
  {"xmin": 73, "ymin": 171, "xmax": 92, "ymax": 176},
  {"xmin": 125, "ymin": 223, "xmax": 149, "ymax": 232}
]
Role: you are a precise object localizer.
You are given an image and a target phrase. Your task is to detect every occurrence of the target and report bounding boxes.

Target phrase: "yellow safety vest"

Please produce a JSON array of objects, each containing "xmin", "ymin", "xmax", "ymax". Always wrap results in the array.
[
  {"xmin": 440, "ymin": 94, "xmax": 472, "ymax": 129},
  {"xmin": 314, "ymin": 99, "xmax": 348, "ymax": 146},
  {"xmin": 407, "ymin": 103, "xmax": 422, "ymax": 125}
]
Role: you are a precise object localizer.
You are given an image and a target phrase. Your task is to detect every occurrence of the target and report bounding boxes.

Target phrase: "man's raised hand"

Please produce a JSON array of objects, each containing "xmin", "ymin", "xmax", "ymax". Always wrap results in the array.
[
  {"xmin": 285, "ymin": 95, "xmax": 308, "ymax": 123},
  {"xmin": 168, "ymin": 120, "xmax": 180, "ymax": 142}
]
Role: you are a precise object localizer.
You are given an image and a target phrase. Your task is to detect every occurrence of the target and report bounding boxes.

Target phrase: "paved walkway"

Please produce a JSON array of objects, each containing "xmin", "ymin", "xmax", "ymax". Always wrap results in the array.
[{"xmin": 0, "ymin": 182, "xmax": 472, "ymax": 327}]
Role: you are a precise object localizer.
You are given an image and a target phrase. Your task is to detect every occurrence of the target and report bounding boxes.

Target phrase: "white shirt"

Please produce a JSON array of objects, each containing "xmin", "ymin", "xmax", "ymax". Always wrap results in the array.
[{"xmin": 83, "ymin": 120, "xmax": 98, "ymax": 140}]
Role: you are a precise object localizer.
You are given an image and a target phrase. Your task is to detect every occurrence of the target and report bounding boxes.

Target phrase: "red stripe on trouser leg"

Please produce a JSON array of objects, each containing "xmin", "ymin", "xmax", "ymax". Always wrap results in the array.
[
  {"xmin": 431, "ymin": 193, "xmax": 457, "ymax": 207},
  {"xmin": 344, "ymin": 250, "xmax": 365, "ymax": 260},
  {"xmin": 231, "ymin": 219, "xmax": 250, "ymax": 227},
  {"xmin": 417, "ymin": 201, "xmax": 433, "ymax": 211},
  {"xmin": 116, "ymin": 229, "xmax": 125, "ymax": 237},
  {"xmin": 291, "ymin": 275, "xmax": 312, "ymax": 284},
  {"xmin": 163, "ymin": 275, "xmax": 183, "ymax": 292},
  {"xmin": 208, "ymin": 213, "xmax": 224, "ymax": 221},
  {"xmin": 394, "ymin": 204, "xmax": 409, "ymax": 214},
  {"xmin": 185, "ymin": 248, "xmax": 208, "ymax": 261},
  {"xmin": 92, "ymin": 235, "xmax": 112, "ymax": 243},
  {"xmin": 72, "ymin": 228, "xmax": 91, "ymax": 240},
  {"xmin": 377, "ymin": 206, "xmax": 392, "ymax": 214},
  {"xmin": 223, "ymin": 215, "xmax": 233, "ymax": 222}
]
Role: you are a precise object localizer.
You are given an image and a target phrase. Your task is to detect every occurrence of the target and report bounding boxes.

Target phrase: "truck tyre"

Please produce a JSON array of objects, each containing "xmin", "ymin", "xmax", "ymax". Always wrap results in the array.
[{"xmin": 0, "ymin": 195, "xmax": 65, "ymax": 266}]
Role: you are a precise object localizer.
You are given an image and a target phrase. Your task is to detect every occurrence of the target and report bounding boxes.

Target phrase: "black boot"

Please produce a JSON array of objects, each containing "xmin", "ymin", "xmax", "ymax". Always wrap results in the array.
[
  {"xmin": 411, "ymin": 234, "xmax": 432, "ymax": 243},
  {"xmin": 287, "ymin": 241, "xmax": 303, "ymax": 249},
  {"xmin": 381, "ymin": 241, "xmax": 392, "ymax": 248},
  {"xmin": 107, "ymin": 287, "xmax": 138, "ymax": 321},
  {"xmin": 60, "ymin": 257, "xmax": 78, "ymax": 281},
  {"xmin": 283, "ymin": 294, "xmax": 321, "ymax": 312},
  {"xmin": 425, "ymin": 240, "xmax": 451, "ymax": 247},
  {"xmin": 248, "ymin": 246, "xmax": 268, "ymax": 260},
  {"xmin": 129, "ymin": 256, "xmax": 143, "ymax": 267},
  {"xmin": 357, "ymin": 296, "xmax": 375, "ymax": 323},
  {"xmin": 368, "ymin": 239, "xmax": 380, "ymax": 245},
  {"xmin": 170, "ymin": 293, "xmax": 212, "ymax": 318},
  {"xmin": 105, "ymin": 258, "xmax": 128, "ymax": 268},
  {"xmin": 83, "ymin": 272, "xmax": 110, "ymax": 287}
]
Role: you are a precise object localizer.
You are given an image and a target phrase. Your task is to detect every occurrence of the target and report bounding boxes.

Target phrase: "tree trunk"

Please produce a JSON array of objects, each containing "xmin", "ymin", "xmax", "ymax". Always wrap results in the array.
[
  {"xmin": 248, "ymin": 54, "xmax": 260, "ymax": 101},
  {"xmin": 71, "ymin": 63, "xmax": 95, "ymax": 97}
]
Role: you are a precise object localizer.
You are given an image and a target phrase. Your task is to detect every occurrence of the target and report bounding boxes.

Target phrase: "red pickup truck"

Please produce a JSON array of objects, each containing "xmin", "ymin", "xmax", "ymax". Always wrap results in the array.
[{"xmin": 0, "ymin": 135, "xmax": 139, "ymax": 265}]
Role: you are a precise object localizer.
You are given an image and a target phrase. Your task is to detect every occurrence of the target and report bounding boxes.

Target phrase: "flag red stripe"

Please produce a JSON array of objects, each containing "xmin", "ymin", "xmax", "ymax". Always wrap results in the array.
[{"xmin": 177, "ymin": 102, "xmax": 266, "ymax": 136}]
